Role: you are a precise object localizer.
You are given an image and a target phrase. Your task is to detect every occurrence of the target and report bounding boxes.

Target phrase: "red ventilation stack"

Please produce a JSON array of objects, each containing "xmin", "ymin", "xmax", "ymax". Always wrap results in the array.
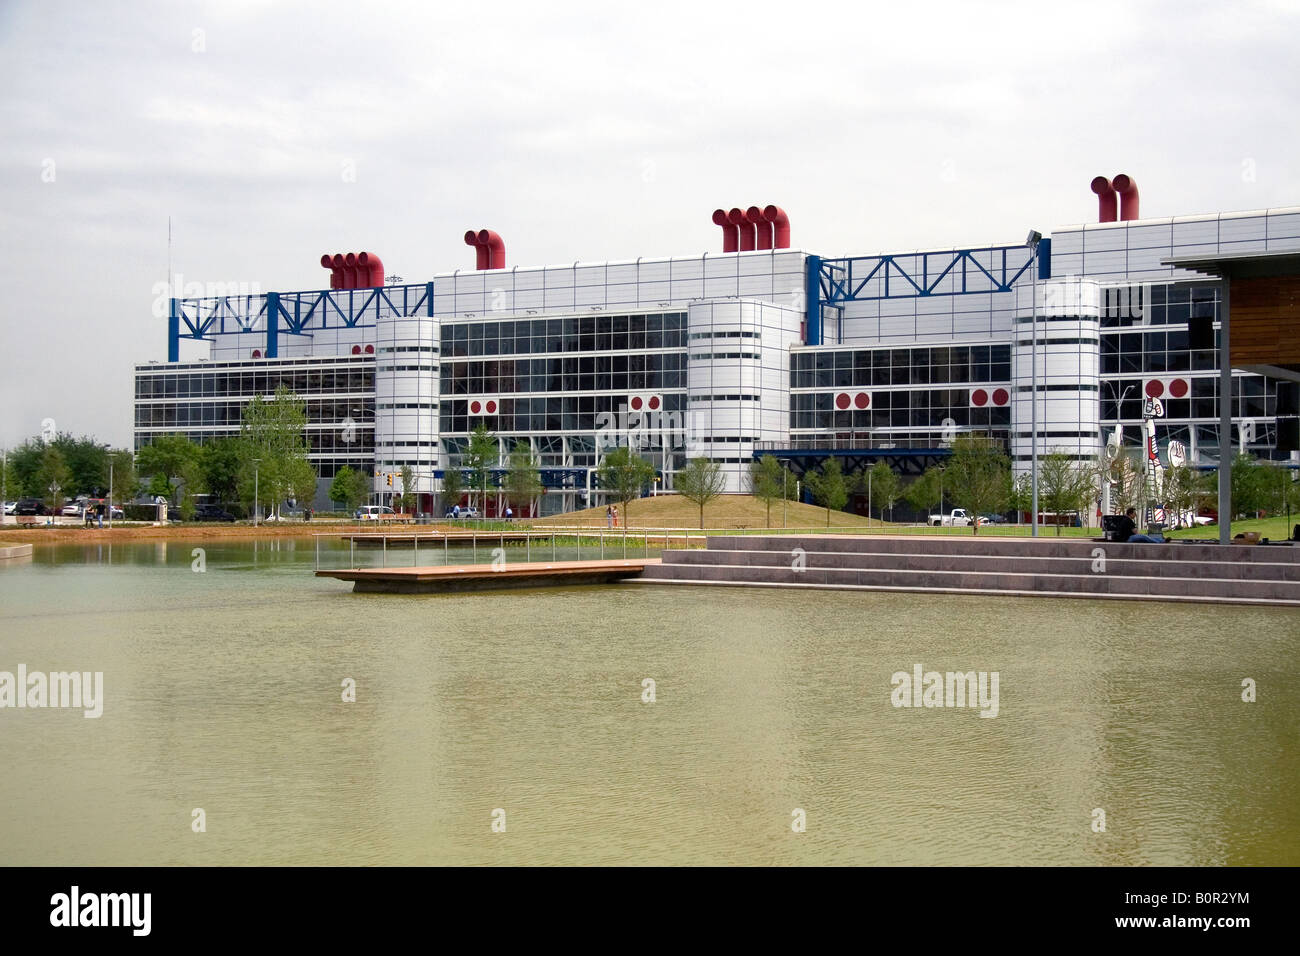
[
  {"xmin": 1112, "ymin": 174, "xmax": 1139, "ymax": 220},
  {"xmin": 712, "ymin": 205, "xmax": 791, "ymax": 251},
  {"xmin": 464, "ymin": 230, "xmax": 505, "ymax": 269},
  {"xmin": 1091, "ymin": 177, "xmax": 1118, "ymax": 223}
]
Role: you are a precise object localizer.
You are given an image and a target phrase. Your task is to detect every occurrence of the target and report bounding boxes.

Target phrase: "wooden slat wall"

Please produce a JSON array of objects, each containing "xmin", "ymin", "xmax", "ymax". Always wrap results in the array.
[{"xmin": 1230, "ymin": 276, "xmax": 1300, "ymax": 366}]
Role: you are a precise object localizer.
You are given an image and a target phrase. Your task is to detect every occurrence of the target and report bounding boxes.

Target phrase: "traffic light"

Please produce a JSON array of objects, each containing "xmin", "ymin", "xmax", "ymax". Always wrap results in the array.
[{"xmin": 386, "ymin": 474, "xmax": 393, "ymax": 487}]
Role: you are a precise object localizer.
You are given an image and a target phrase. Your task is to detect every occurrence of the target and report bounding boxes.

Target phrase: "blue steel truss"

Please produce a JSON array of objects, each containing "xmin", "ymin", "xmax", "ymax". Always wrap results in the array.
[
  {"xmin": 168, "ymin": 282, "xmax": 433, "ymax": 361},
  {"xmin": 804, "ymin": 239, "xmax": 1050, "ymax": 346}
]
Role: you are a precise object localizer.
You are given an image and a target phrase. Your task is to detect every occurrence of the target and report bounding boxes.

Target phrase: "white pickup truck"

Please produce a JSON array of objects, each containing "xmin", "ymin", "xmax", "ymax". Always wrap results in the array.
[{"xmin": 929, "ymin": 508, "xmax": 973, "ymax": 527}]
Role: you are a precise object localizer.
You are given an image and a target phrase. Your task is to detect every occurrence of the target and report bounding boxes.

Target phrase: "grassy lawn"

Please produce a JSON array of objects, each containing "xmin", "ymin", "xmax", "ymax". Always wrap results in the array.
[
  {"xmin": 1167, "ymin": 514, "xmax": 1297, "ymax": 542},
  {"xmin": 528, "ymin": 495, "xmax": 1103, "ymax": 536}
]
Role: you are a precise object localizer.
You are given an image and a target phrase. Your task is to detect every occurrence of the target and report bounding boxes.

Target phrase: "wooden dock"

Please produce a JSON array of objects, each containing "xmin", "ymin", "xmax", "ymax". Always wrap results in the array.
[{"xmin": 316, "ymin": 558, "xmax": 658, "ymax": 593}]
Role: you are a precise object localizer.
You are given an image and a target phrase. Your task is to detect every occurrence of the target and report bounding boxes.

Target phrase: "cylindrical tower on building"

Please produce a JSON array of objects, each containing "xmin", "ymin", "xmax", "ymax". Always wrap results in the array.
[
  {"xmin": 374, "ymin": 312, "xmax": 440, "ymax": 506},
  {"xmin": 1011, "ymin": 278, "xmax": 1102, "ymax": 476}
]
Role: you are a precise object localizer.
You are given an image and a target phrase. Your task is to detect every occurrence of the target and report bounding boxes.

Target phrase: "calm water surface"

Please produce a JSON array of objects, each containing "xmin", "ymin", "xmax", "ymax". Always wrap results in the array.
[{"xmin": 1, "ymin": 537, "xmax": 1297, "ymax": 865}]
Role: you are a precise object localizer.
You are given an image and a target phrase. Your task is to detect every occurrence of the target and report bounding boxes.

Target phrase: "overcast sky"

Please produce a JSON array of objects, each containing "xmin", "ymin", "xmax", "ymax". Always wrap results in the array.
[{"xmin": 1, "ymin": 0, "xmax": 1297, "ymax": 450}]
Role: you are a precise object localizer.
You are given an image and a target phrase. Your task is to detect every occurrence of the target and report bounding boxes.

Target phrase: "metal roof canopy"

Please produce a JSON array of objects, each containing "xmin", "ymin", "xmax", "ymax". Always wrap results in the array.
[{"xmin": 1161, "ymin": 250, "xmax": 1300, "ymax": 544}]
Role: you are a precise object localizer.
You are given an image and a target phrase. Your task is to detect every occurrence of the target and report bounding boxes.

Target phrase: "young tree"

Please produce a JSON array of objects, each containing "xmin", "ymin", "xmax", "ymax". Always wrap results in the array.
[
  {"xmin": 503, "ymin": 440, "xmax": 544, "ymax": 518},
  {"xmin": 107, "ymin": 448, "xmax": 137, "ymax": 506},
  {"xmin": 329, "ymin": 466, "xmax": 367, "ymax": 513},
  {"xmin": 239, "ymin": 385, "xmax": 316, "ymax": 520},
  {"xmin": 1162, "ymin": 464, "xmax": 1199, "ymax": 528},
  {"xmin": 905, "ymin": 466, "xmax": 944, "ymax": 524},
  {"xmin": 805, "ymin": 457, "xmax": 849, "ymax": 527},
  {"xmin": 463, "ymin": 424, "xmax": 499, "ymax": 514},
  {"xmin": 945, "ymin": 433, "xmax": 1011, "ymax": 535},
  {"xmin": 748, "ymin": 455, "xmax": 790, "ymax": 529},
  {"xmin": 676, "ymin": 457, "xmax": 727, "ymax": 529},
  {"xmin": 867, "ymin": 459, "xmax": 901, "ymax": 523},
  {"xmin": 50, "ymin": 434, "xmax": 110, "ymax": 496},
  {"xmin": 440, "ymin": 466, "xmax": 464, "ymax": 514},
  {"xmin": 1009, "ymin": 472, "xmax": 1032, "ymax": 524},
  {"xmin": 1037, "ymin": 450, "xmax": 1095, "ymax": 535},
  {"xmin": 398, "ymin": 465, "xmax": 416, "ymax": 513},
  {"xmin": 2, "ymin": 448, "xmax": 25, "ymax": 500},
  {"xmin": 597, "ymin": 445, "xmax": 655, "ymax": 531},
  {"xmin": 1230, "ymin": 454, "xmax": 1266, "ymax": 519}
]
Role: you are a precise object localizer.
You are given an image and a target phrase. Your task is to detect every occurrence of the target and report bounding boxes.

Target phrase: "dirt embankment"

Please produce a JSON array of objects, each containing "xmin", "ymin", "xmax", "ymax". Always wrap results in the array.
[{"xmin": 0, "ymin": 521, "xmax": 417, "ymax": 544}]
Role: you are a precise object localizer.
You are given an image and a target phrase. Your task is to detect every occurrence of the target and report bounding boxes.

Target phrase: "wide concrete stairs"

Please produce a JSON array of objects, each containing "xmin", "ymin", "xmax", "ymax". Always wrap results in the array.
[{"xmin": 636, "ymin": 534, "xmax": 1300, "ymax": 606}]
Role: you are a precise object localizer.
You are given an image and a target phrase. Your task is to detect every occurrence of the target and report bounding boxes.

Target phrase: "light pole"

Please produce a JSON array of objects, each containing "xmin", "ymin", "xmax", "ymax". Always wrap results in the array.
[
  {"xmin": 1025, "ymin": 230, "xmax": 1042, "ymax": 536},
  {"xmin": 252, "ymin": 459, "xmax": 261, "ymax": 527},
  {"xmin": 108, "ymin": 457, "xmax": 114, "ymax": 529},
  {"xmin": 778, "ymin": 458, "xmax": 789, "ymax": 529}
]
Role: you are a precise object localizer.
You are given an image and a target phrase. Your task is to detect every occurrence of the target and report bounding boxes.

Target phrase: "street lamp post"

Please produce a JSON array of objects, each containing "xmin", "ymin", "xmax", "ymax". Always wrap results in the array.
[
  {"xmin": 778, "ymin": 458, "xmax": 789, "ymax": 529},
  {"xmin": 108, "ymin": 458, "xmax": 113, "ymax": 529},
  {"xmin": 252, "ymin": 459, "xmax": 261, "ymax": 527},
  {"xmin": 1025, "ymin": 230, "xmax": 1043, "ymax": 537}
]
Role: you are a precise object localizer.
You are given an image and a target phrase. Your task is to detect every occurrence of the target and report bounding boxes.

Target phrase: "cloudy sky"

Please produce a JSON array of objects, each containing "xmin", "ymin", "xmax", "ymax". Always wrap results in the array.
[{"xmin": 1, "ymin": 0, "xmax": 1297, "ymax": 449}]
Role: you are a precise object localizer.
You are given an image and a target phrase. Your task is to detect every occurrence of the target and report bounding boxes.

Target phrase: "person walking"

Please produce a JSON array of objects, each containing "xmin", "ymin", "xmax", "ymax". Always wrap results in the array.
[{"xmin": 606, "ymin": 505, "xmax": 613, "ymax": 529}]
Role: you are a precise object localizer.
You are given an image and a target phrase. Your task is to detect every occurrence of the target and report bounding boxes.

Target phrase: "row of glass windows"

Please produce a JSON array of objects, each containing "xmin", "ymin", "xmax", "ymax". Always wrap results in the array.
[
  {"xmin": 791, "ymin": 345, "xmax": 1012, "ymax": 389},
  {"xmin": 136, "ymin": 368, "xmax": 374, "ymax": 399},
  {"xmin": 791, "ymin": 390, "xmax": 1012, "ymax": 430},
  {"xmin": 440, "ymin": 353, "xmax": 688, "ymax": 394},
  {"xmin": 135, "ymin": 427, "xmax": 374, "ymax": 465},
  {"xmin": 440, "ymin": 313, "xmax": 689, "ymax": 357},
  {"xmin": 1101, "ymin": 376, "xmax": 1277, "ymax": 421},
  {"xmin": 439, "ymin": 393, "xmax": 689, "ymax": 436},
  {"xmin": 1100, "ymin": 284, "xmax": 1219, "ymax": 327},
  {"xmin": 1100, "ymin": 329, "xmax": 1220, "ymax": 374},
  {"xmin": 135, "ymin": 399, "xmax": 374, "ymax": 428}
]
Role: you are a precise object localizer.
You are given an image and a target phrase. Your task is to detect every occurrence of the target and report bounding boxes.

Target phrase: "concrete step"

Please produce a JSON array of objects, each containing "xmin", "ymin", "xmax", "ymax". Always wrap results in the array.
[
  {"xmin": 706, "ymin": 534, "xmax": 1300, "ymax": 565},
  {"xmin": 638, "ymin": 560, "xmax": 1300, "ymax": 603},
  {"xmin": 661, "ymin": 547, "xmax": 1300, "ymax": 582}
]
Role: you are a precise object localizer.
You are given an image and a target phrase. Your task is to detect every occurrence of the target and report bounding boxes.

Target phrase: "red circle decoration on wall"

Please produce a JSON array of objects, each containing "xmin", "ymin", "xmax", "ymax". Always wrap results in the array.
[
  {"xmin": 485, "ymin": 400, "xmax": 497, "ymax": 414},
  {"xmin": 992, "ymin": 388, "xmax": 1009, "ymax": 406},
  {"xmin": 835, "ymin": 393, "xmax": 851, "ymax": 410},
  {"xmin": 971, "ymin": 388, "xmax": 989, "ymax": 407},
  {"xmin": 469, "ymin": 400, "xmax": 482, "ymax": 414},
  {"xmin": 364, "ymin": 344, "xmax": 374, "ymax": 354},
  {"xmin": 252, "ymin": 349, "xmax": 262, "ymax": 358},
  {"xmin": 648, "ymin": 396, "xmax": 661, "ymax": 411},
  {"xmin": 351, "ymin": 345, "xmax": 361, "ymax": 355},
  {"xmin": 630, "ymin": 396, "xmax": 643, "ymax": 410},
  {"xmin": 1168, "ymin": 377, "xmax": 1189, "ymax": 398},
  {"xmin": 854, "ymin": 392, "xmax": 870, "ymax": 409},
  {"xmin": 1145, "ymin": 379, "xmax": 1165, "ymax": 398}
]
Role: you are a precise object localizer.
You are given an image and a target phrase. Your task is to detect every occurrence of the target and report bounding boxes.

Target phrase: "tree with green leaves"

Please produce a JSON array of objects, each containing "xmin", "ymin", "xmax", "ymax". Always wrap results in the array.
[
  {"xmin": 200, "ymin": 437, "xmax": 243, "ymax": 504},
  {"xmin": 2, "ymin": 448, "xmax": 25, "ymax": 500},
  {"xmin": 944, "ymin": 433, "xmax": 1011, "ymax": 535},
  {"xmin": 440, "ymin": 466, "xmax": 464, "ymax": 515},
  {"xmin": 905, "ymin": 466, "xmax": 944, "ymax": 524},
  {"xmin": 503, "ymin": 440, "xmax": 544, "ymax": 518},
  {"xmin": 805, "ymin": 457, "xmax": 849, "ymax": 527},
  {"xmin": 328, "ymin": 466, "xmax": 368, "ymax": 513},
  {"xmin": 1161, "ymin": 464, "xmax": 1199, "ymax": 529},
  {"xmin": 463, "ymin": 424, "xmax": 499, "ymax": 514},
  {"xmin": 676, "ymin": 457, "xmax": 727, "ymax": 529},
  {"xmin": 1229, "ymin": 454, "xmax": 1268, "ymax": 519},
  {"xmin": 136, "ymin": 433, "xmax": 205, "ymax": 517},
  {"xmin": 38, "ymin": 446, "xmax": 71, "ymax": 512},
  {"xmin": 748, "ymin": 455, "xmax": 793, "ymax": 528},
  {"xmin": 867, "ymin": 459, "xmax": 901, "ymax": 523},
  {"xmin": 238, "ymin": 385, "xmax": 316, "ymax": 520},
  {"xmin": 1038, "ymin": 450, "xmax": 1096, "ymax": 535},
  {"xmin": 1258, "ymin": 460, "xmax": 1300, "ymax": 535},
  {"xmin": 597, "ymin": 445, "xmax": 655, "ymax": 531}
]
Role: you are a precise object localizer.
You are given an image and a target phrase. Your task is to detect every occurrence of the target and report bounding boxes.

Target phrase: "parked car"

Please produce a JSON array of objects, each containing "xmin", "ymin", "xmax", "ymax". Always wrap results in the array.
[
  {"xmin": 3, "ymin": 501, "xmax": 16, "ymax": 515},
  {"xmin": 355, "ymin": 505, "xmax": 396, "ymax": 521},
  {"xmin": 929, "ymin": 508, "xmax": 973, "ymax": 527},
  {"xmin": 61, "ymin": 500, "xmax": 85, "ymax": 517},
  {"xmin": 194, "ymin": 504, "xmax": 237, "ymax": 522},
  {"xmin": 979, "ymin": 513, "xmax": 1007, "ymax": 525},
  {"xmin": 444, "ymin": 506, "xmax": 480, "ymax": 519},
  {"xmin": 15, "ymin": 498, "xmax": 49, "ymax": 516}
]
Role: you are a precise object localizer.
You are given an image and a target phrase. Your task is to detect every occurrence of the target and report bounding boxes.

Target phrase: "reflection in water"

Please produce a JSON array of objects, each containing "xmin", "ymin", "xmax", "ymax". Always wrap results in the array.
[{"xmin": 0, "ymin": 539, "xmax": 1297, "ymax": 865}]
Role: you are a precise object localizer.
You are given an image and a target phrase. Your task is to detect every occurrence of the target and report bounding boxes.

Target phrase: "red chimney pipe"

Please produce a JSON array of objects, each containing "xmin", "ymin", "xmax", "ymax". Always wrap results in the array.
[
  {"xmin": 463, "ymin": 230, "xmax": 486, "ymax": 270},
  {"xmin": 357, "ymin": 251, "xmax": 384, "ymax": 287},
  {"xmin": 477, "ymin": 229, "xmax": 505, "ymax": 269},
  {"xmin": 321, "ymin": 254, "xmax": 341, "ymax": 289},
  {"xmin": 762, "ymin": 205, "xmax": 791, "ymax": 248},
  {"xmin": 330, "ymin": 254, "xmax": 349, "ymax": 289},
  {"xmin": 729, "ymin": 207, "xmax": 755, "ymax": 251},
  {"xmin": 345, "ymin": 253, "xmax": 364, "ymax": 289},
  {"xmin": 1112, "ymin": 173, "xmax": 1139, "ymax": 221},
  {"xmin": 747, "ymin": 206, "xmax": 773, "ymax": 250},
  {"xmin": 1091, "ymin": 177, "xmax": 1118, "ymax": 223},
  {"xmin": 712, "ymin": 209, "xmax": 738, "ymax": 253}
]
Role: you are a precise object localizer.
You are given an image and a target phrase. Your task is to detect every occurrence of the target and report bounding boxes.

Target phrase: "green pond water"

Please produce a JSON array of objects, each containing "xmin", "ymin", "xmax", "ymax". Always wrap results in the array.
[{"xmin": 0, "ymin": 537, "xmax": 1297, "ymax": 865}]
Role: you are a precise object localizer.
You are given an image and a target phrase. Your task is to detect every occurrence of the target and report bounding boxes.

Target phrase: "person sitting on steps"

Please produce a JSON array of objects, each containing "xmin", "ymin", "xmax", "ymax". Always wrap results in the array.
[{"xmin": 1115, "ymin": 507, "xmax": 1166, "ymax": 543}]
